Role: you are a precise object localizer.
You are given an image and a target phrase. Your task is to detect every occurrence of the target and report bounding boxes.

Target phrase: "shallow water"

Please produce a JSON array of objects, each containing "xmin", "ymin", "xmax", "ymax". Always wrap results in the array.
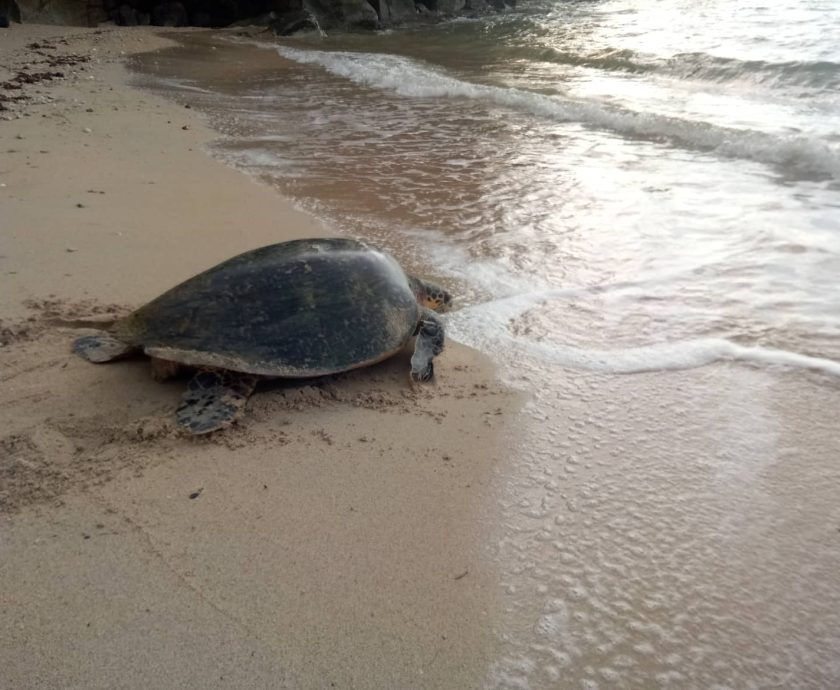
[{"xmin": 134, "ymin": 2, "xmax": 840, "ymax": 686}]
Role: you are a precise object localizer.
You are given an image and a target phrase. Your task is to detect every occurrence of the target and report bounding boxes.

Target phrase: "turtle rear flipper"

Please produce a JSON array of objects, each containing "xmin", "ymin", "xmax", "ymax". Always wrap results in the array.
[
  {"xmin": 73, "ymin": 333, "xmax": 135, "ymax": 363},
  {"xmin": 176, "ymin": 370, "xmax": 258, "ymax": 435}
]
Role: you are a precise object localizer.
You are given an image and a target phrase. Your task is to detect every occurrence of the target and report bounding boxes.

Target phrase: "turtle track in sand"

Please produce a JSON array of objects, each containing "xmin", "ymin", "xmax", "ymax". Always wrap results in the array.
[{"xmin": 1, "ymin": 299, "xmax": 510, "ymax": 515}]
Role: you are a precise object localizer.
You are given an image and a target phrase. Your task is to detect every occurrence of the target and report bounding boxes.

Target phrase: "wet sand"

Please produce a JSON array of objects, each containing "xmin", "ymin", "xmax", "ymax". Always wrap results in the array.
[{"xmin": 0, "ymin": 26, "xmax": 521, "ymax": 689}]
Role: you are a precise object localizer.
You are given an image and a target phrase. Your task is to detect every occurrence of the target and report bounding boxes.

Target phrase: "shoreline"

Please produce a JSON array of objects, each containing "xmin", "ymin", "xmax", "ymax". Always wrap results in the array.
[
  {"xmin": 0, "ymin": 25, "xmax": 522, "ymax": 689},
  {"xmin": 7, "ymin": 21, "xmax": 839, "ymax": 690}
]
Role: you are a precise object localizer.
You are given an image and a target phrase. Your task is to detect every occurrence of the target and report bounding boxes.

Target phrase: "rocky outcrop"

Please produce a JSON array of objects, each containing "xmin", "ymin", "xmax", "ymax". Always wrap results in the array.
[
  {"xmin": 10, "ymin": 0, "xmax": 510, "ymax": 28},
  {"xmin": 274, "ymin": 0, "xmax": 508, "ymax": 33},
  {"xmin": 150, "ymin": 0, "xmax": 187, "ymax": 25},
  {"xmin": 434, "ymin": 0, "xmax": 465, "ymax": 15},
  {"xmin": 300, "ymin": 0, "xmax": 378, "ymax": 30},
  {"xmin": 375, "ymin": 0, "xmax": 416, "ymax": 25},
  {"xmin": 1, "ymin": 0, "xmax": 22, "ymax": 25},
  {"xmin": 17, "ymin": 0, "xmax": 104, "ymax": 25}
]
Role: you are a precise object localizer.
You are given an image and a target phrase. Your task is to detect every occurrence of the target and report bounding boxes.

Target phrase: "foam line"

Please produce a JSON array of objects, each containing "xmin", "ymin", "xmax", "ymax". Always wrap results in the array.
[
  {"xmin": 511, "ymin": 337, "xmax": 840, "ymax": 376},
  {"xmin": 149, "ymin": 77, "xmax": 213, "ymax": 94},
  {"xmin": 447, "ymin": 299, "xmax": 840, "ymax": 377}
]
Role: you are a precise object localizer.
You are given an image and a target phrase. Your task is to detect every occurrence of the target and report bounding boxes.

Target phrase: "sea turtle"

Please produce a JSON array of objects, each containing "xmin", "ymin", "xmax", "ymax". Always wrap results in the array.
[{"xmin": 73, "ymin": 238, "xmax": 451, "ymax": 434}]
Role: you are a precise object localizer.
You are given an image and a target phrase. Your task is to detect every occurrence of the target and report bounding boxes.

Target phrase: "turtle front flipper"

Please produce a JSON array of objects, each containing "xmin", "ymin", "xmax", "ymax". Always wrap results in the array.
[
  {"xmin": 73, "ymin": 333, "xmax": 135, "ymax": 363},
  {"xmin": 176, "ymin": 370, "xmax": 258, "ymax": 435},
  {"xmin": 410, "ymin": 309, "xmax": 445, "ymax": 382}
]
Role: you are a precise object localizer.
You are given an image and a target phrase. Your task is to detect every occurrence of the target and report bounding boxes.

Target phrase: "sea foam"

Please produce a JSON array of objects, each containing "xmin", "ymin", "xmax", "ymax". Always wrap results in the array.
[
  {"xmin": 275, "ymin": 46, "xmax": 840, "ymax": 180},
  {"xmin": 447, "ymin": 292, "xmax": 840, "ymax": 378}
]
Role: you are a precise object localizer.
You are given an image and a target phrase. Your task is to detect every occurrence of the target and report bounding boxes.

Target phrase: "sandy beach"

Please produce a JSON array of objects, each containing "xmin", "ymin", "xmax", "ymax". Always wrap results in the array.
[
  {"xmin": 5, "ymin": 16, "xmax": 840, "ymax": 690},
  {"xmin": 0, "ymin": 26, "xmax": 521, "ymax": 689}
]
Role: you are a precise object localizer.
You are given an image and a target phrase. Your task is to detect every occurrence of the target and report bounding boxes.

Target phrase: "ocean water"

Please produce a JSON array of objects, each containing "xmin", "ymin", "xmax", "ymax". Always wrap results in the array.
[{"xmin": 134, "ymin": 1, "xmax": 840, "ymax": 687}]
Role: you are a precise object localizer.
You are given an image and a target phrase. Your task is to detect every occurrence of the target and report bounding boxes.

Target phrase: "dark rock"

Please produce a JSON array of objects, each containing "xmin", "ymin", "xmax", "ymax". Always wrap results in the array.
[
  {"xmin": 11, "ymin": 0, "xmax": 492, "ymax": 30},
  {"xmin": 229, "ymin": 10, "xmax": 276, "ymax": 27},
  {"xmin": 436, "ymin": 0, "xmax": 465, "ymax": 14},
  {"xmin": 0, "ymin": 0, "xmax": 19, "ymax": 24},
  {"xmin": 270, "ymin": 10, "xmax": 318, "ymax": 35},
  {"xmin": 191, "ymin": 10, "xmax": 212, "ymax": 26},
  {"xmin": 209, "ymin": 0, "xmax": 239, "ymax": 26},
  {"xmin": 117, "ymin": 3, "xmax": 138, "ymax": 25},
  {"xmin": 306, "ymin": 0, "xmax": 380, "ymax": 30},
  {"xmin": 342, "ymin": 0, "xmax": 379, "ymax": 28},
  {"xmin": 151, "ymin": 1, "xmax": 188, "ymax": 26},
  {"xmin": 379, "ymin": 0, "xmax": 417, "ymax": 24}
]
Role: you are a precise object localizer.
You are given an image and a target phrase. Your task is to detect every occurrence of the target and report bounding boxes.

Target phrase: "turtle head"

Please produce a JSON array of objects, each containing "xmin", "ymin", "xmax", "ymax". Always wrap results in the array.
[{"xmin": 409, "ymin": 275, "xmax": 452, "ymax": 313}]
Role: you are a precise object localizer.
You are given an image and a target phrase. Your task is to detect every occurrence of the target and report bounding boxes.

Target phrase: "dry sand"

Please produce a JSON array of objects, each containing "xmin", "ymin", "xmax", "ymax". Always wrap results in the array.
[{"xmin": 0, "ymin": 26, "xmax": 521, "ymax": 689}]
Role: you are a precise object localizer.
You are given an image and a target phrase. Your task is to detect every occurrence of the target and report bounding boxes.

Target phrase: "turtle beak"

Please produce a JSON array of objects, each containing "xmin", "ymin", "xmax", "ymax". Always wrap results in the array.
[{"xmin": 428, "ymin": 291, "xmax": 451, "ymax": 313}]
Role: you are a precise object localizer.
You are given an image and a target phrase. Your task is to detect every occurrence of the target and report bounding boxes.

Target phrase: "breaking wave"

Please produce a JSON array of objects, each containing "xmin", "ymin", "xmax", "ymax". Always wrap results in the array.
[
  {"xmin": 275, "ymin": 46, "xmax": 840, "ymax": 180},
  {"xmin": 499, "ymin": 45, "xmax": 840, "ymax": 92}
]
